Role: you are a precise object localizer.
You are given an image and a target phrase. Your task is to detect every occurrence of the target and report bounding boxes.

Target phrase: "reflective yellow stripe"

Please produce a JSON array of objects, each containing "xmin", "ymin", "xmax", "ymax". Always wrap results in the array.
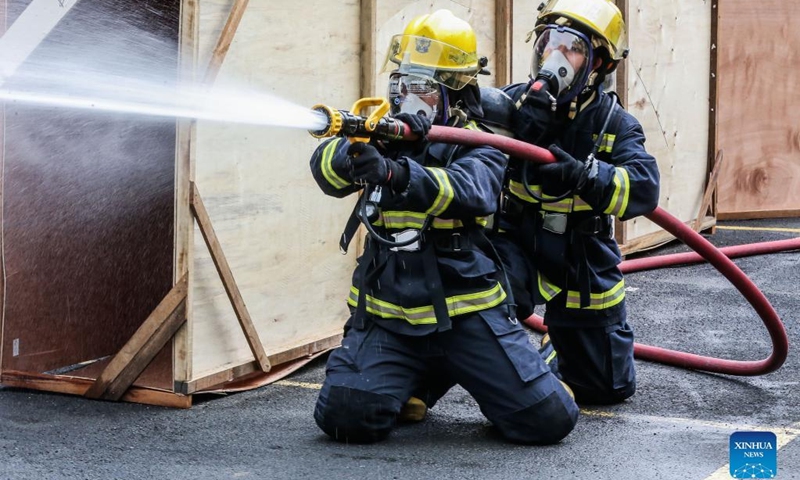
[
  {"xmin": 564, "ymin": 279, "xmax": 626, "ymax": 310},
  {"xmin": 321, "ymin": 138, "xmax": 349, "ymax": 189},
  {"xmin": 377, "ymin": 211, "xmax": 489, "ymax": 230},
  {"xmin": 603, "ymin": 168, "xmax": 630, "ymax": 217},
  {"xmin": 592, "ymin": 133, "xmax": 616, "ymax": 153},
  {"xmin": 508, "ymin": 181, "xmax": 574, "ymax": 212},
  {"xmin": 425, "ymin": 167, "xmax": 454, "ymax": 216},
  {"xmin": 538, "ymin": 273, "xmax": 561, "ymax": 302},
  {"xmin": 347, "ymin": 283, "xmax": 507, "ymax": 325},
  {"xmin": 464, "ymin": 120, "xmax": 480, "ymax": 131}
]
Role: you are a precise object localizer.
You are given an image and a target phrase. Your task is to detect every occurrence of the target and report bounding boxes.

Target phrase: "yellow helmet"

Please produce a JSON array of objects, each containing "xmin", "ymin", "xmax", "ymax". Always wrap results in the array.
[
  {"xmin": 383, "ymin": 9, "xmax": 486, "ymax": 90},
  {"xmin": 536, "ymin": 0, "xmax": 629, "ymax": 61}
]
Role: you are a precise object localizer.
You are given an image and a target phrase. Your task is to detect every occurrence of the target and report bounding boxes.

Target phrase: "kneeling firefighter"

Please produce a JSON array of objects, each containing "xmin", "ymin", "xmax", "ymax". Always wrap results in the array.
[
  {"xmin": 491, "ymin": 0, "xmax": 660, "ymax": 404},
  {"xmin": 310, "ymin": 9, "xmax": 578, "ymax": 444}
]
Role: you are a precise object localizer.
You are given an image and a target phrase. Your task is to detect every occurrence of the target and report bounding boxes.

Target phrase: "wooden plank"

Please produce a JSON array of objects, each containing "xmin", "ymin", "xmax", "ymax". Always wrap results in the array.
[
  {"xmin": 202, "ymin": 0, "xmax": 250, "ymax": 86},
  {"xmin": 0, "ymin": 0, "xmax": 6, "ymax": 375},
  {"xmin": 620, "ymin": 215, "xmax": 716, "ymax": 256},
  {"xmin": 694, "ymin": 149, "xmax": 723, "ymax": 232},
  {"xmin": 716, "ymin": 1, "xmax": 800, "ymax": 217},
  {"xmin": 360, "ymin": 0, "xmax": 377, "ymax": 97},
  {"xmin": 718, "ymin": 210, "xmax": 800, "ymax": 221},
  {"xmin": 494, "ymin": 0, "xmax": 512, "ymax": 86},
  {"xmin": 179, "ymin": 333, "xmax": 341, "ymax": 394},
  {"xmin": 85, "ymin": 275, "xmax": 189, "ymax": 400},
  {"xmin": 2, "ymin": 371, "xmax": 191, "ymax": 409},
  {"xmin": 707, "ymin": 0, "xmax": 719, "ymax": 220},
  {"xmin": 173, "ymin": 0, "xmax": 199, "ymax": 387},
  {"xmin": 190, "ymin": 183, "xmax": 271, "ymax": 372}
]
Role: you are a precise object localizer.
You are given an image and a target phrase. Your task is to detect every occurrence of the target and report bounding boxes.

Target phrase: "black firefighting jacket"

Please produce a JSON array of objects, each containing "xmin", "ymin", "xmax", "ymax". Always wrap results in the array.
[
  {"xmin": 309, "ymin": 120, "xmax": 510, "ymax": 336},
  {"xmin": 499, "ymin": 83, "xmax": 660, "ymax": 323}
]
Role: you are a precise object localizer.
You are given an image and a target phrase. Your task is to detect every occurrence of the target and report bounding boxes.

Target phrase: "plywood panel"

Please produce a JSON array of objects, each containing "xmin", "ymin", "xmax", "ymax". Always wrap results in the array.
[
  {"xmin": 619, "ymin": 0, "xmax": 711, "ymax": 241},
  {"xmin": 716, "ymin": 1, "xmax": 800, "ymax": 217},
  {"xmin": 190, "ymin": 0, "xmax": 361, "ymax": 380},
  {"xmin": 1, "ymin": 0, "xmax": 178, "ymax": 386}
]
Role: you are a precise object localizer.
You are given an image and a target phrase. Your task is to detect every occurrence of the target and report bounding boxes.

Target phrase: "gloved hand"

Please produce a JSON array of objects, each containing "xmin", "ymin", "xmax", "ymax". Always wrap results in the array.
[
  {"xmin": 393, "ymin": 112, "xmax": 432, "ymax": 140},
  {"xmin": 537, "ymin": 145, "xmax": 590, "ymax": 194},
  {"xmin": 347, "ymin": 142, "xmax": 409, "ymax": 192}
]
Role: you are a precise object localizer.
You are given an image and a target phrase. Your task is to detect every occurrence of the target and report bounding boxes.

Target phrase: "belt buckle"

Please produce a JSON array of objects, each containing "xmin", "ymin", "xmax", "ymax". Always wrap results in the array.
[
  {"xmin": 451, "ymin": 232, "xmax": 462, "ymax": 252},
  {"xmin": 390, "ymin": 229, "xmax": 421, "ymax": 252},
  {"xmin": 542, "ymin": 212, "xmax": 567, "ymax": 234}
]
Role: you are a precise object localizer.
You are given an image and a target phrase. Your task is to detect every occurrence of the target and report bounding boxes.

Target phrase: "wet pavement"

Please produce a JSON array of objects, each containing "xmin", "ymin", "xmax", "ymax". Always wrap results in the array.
[{"xmin": 2, "ymin": 217, "xmax": 799, "ymax": 480}]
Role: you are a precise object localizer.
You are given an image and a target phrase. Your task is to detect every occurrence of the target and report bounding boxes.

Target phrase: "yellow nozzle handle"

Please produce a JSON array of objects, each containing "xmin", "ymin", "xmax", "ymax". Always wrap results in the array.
[{"xmin": 348, "ymin": 98, "xmax": 390, "ymax": 143}]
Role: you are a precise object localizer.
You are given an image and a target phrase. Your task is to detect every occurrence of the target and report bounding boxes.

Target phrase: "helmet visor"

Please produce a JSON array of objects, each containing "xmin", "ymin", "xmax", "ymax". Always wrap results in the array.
[
  {"xmin": 382, "ymin": 34, "xmax": 479, "ymax": 90},
  {"xmin": 530, "ymin": 26, "xmax": 592, "ymax": 104},
  {"xmin": 388, "ymin": 73, "xmax": 442, "ymax": 121}
]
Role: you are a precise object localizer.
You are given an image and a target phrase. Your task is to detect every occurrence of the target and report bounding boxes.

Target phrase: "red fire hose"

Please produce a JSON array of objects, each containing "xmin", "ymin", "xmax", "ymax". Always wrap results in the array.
[{"xmin": 427, "ymin": 125, "xmax": 790, "ymax": 376}]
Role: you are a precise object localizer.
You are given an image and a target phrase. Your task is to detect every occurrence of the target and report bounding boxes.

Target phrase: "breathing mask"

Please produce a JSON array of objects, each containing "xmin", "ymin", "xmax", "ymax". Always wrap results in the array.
[
  {"xmin": 388, "ymin": 72, "xmax": 445, "ymax": 123},
  {"xmin": 530, "ymin": 25, "xmax": 593, "ymax": 105}
]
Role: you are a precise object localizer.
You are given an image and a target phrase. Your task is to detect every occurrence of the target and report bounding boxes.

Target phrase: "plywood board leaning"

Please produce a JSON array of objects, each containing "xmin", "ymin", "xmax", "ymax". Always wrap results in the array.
[
  {"xmin": 189, "ymin": 0, "xmax": 361, "ymax": 385},
  {"xmin": 716, "ymin": 0, "xmax": 800, "ymax": 219}
]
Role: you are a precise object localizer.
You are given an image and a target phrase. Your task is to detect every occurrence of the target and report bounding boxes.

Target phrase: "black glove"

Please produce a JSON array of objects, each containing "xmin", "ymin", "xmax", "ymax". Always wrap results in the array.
[
  {"xmin": 537, "ymin": 145, "xmax": 591, "ymax": 194},
  {"xmin": 520, "ymin": 81, "xmax": 556, "ymax": 110},
  {"xmin": 393, "ymin": 112, "xmax": 432, "ymax": 139},
  {"xmin": 347, "ymin": 142, "xmax": 409, "ymax": 192}
]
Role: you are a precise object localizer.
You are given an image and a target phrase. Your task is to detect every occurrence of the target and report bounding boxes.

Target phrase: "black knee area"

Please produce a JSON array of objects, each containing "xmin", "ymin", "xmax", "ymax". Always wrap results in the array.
[
  {"xmin": 493, "ymin": 389, "xmax": 579, "ymax": 445},
  {"xmin": 314, "ymin": 386, "xmax": 400, "ymax": 443}
]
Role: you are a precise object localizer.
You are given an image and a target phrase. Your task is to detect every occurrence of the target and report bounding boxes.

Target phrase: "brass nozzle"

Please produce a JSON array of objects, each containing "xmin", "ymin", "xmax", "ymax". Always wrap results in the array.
[{"xmin": 309, "ymin": 104, "xmax": 343, "ymax": 138}]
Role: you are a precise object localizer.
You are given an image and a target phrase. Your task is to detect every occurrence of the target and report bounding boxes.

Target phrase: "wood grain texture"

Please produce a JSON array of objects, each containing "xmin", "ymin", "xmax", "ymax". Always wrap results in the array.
[
  {"xmin": 716, "ymin": 1, "xmax": 800, "ymax": 217},
  {"xmin": 622, "ymin": 0, "xmax": 712, "ymax": 243},
  {"xmin": 189, "ymin": 0, "xmax": 360, "ymax": 381}
]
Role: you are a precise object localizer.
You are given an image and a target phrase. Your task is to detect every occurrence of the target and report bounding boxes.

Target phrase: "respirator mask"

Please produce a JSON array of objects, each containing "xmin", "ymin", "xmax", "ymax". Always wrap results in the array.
[
  {"xmin": 388, "ymin": 72, "xmax": 445, "ymax": 123},
  {"xmin": 530, "ymin": 25, "xmax": 593, "ymax": 105}
]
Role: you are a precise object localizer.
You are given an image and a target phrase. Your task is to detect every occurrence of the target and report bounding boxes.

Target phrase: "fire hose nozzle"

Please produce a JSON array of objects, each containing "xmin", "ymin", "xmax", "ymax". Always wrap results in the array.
[
  {"xmin": 309, "ymin": 104, "xmax": 343, "ymax": 138},
  {"xmin": 308, "ymin": 98, "xmax": 410, "ymax": 143}
]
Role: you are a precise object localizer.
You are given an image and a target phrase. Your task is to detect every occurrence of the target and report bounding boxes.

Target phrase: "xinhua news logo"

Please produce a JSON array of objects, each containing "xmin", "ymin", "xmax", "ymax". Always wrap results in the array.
[{"xmin": 729, "ymin": 431, "xmax": 777, "ymax": 478}]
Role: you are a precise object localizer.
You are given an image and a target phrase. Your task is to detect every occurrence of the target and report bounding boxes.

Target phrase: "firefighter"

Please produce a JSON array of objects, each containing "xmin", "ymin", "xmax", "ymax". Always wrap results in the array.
[
  {"xmin": 310, "ymin": 9, "xmax": 578, "ymax": 444},
  {"xmin": 493, "ymin": 0, "xmax": 660, "ymax": 404}
]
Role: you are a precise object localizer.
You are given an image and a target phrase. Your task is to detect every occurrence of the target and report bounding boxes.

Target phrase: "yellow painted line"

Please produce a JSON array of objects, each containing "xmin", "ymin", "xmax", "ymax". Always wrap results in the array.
[
  {"xmin": 275, "ymin": 380, "xmax": 323, "ymax": 390},
  {"xmin": 717, "ymin": 225, "xmax": 800, "ymax": 234},
  {"xmin": 703, "ymin": 421, "xmax": 800, "ymax": 480}
]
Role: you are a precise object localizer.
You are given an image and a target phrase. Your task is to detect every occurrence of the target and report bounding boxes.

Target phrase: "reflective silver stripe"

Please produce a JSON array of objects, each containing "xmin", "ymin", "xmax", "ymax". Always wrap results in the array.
[
  {"xmin": 603, "ymin": 168, "xmax": 630, "ymax": 217},
  {"xmin": 347, "ymin": 283, "xmax": 507, "ymax": 325},
  {"xmin": 573, "ymin": 195, "xmax": 592, "ymax": 211},
  {"xmin": 321, "ymin": 138, "xmax": 349, "ymax": 189},
  {"xmin": 508, "ymin": 180, "xmax": 574, "ymax": 212},
  {"xmin": 425, "ymin": 167, "xmax": 454, "ymax": 216},
  {"xmin": 538, "ymin": 273, "xmax": 561, "ymax": 301},
  {"xmin": 564, "ymin": 279, "xmax": 626, "ymax": 310}
]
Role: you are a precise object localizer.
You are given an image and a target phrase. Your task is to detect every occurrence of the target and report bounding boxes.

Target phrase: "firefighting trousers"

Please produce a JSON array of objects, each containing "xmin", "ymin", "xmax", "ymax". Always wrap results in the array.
[{"xmin": 314, "ymin": 307, "xmax": 579, "ymax": 444}]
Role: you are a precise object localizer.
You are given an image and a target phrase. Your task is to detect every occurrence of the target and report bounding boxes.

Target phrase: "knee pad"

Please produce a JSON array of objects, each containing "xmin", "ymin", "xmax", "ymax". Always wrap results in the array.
[
  {"xmin": 314, "ymin": 385, "xmax": 400, "ymax": 443},
  {"xmin": 493, "ymin": 388, "xmax": 579, "ymax": 445}
]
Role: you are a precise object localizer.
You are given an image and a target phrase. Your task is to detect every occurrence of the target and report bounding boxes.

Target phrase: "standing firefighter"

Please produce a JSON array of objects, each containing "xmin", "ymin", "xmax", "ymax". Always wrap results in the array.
[
  {"xmin": 494, "ymin": 0, "xmax": 660, "ymax": 404},
  {"xmin": 310, "ymin": 10, "xmax": 578, "ymax": 444}
]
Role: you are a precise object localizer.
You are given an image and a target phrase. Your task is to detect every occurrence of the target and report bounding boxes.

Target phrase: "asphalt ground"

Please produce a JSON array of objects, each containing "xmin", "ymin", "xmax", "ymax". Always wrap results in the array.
[{"xmin": 2, "ymin": 218, "xmax": 799, "ymax": 480}]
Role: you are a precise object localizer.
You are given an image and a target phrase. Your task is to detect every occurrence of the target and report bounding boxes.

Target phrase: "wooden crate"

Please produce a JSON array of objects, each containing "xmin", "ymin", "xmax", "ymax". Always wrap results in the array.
[{"xmin": 0, "ymin": 0, "xmax": 513, "ymax": 406}]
